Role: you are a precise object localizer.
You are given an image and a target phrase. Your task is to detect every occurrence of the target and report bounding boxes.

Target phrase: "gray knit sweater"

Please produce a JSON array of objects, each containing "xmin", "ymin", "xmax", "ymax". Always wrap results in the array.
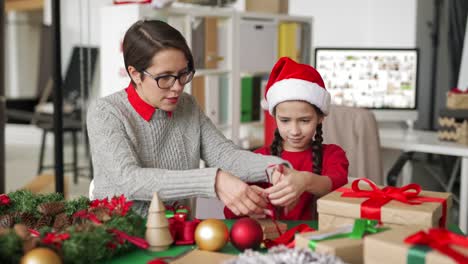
[{"xmin": 87, "ymin": 90, "xmax": 285, "ymax": 215}]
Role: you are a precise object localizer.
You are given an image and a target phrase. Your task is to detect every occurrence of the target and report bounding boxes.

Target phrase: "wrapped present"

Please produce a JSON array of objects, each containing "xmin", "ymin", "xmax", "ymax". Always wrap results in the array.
[
  {"xmin": 255, "ymin": 219, "xmax": 287, "ymax": 240},
  {"xmin": 317, "ymin": 179, "xmax": 452, "ymax": 230},
  {"xmin": 438, "ymin": 108, "xmax": 468, "ymax": 145},
  {"xmin": 447, "ymin": 88, "xmax": 468, "ymax": 109},
  {"xmin": 296, "ymin": 219, "xmax": 388, "ymax": 264},
  {"xmin": 364, "ymin": 227, "xmax": 468, "ymax": 264}
]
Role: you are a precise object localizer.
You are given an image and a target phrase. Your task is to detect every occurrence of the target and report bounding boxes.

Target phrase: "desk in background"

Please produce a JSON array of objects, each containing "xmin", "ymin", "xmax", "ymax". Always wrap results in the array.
[{"xmin": 379, "ymin": 128, "xmax": 468, "ymax": 233}]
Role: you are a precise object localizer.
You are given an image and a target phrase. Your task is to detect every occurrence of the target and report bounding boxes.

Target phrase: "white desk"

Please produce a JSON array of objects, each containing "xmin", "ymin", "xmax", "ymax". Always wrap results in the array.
[{"xmin": 379, "ymin": 128, "xmax": 468, "ymax": 232}]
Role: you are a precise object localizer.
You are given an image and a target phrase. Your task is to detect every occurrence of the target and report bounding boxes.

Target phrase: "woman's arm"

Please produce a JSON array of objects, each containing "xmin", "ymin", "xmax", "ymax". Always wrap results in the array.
[
  {"xmin": 87, "ymin": 99, "xmax": 218, "ymax": 201},
  {"xmin": 196, "ymin": 99, "xmax": 286, "ymax": 183}
]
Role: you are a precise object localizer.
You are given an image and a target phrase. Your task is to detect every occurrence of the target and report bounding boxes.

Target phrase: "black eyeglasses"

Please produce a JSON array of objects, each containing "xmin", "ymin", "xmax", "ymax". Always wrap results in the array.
[{"xmin": 142, "ymin": 69, "xmax": 195, "ymax": 89}]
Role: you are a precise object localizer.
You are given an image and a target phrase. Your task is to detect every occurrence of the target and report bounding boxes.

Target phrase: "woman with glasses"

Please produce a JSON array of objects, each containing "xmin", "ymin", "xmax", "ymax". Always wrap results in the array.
[{"xmin": 87, "ymin": 20, "xmax": 287, "ymax": 217}]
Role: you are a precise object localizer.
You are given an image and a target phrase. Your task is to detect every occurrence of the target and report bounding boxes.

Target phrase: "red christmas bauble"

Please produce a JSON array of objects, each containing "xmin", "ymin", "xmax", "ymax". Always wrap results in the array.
[{"xmin": 230, "ymin": 217, "xmax": 263, "ymax": 251}]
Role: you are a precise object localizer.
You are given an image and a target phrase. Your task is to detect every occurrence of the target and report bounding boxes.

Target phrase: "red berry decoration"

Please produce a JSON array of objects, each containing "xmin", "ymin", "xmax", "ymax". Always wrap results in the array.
[{"xmin": 230, "ymin": 217, "xmax": 263, "ymax": 251}]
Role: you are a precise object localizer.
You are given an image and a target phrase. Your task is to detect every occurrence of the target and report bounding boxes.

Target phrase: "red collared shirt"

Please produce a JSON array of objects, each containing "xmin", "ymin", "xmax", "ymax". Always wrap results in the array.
[{"xmin": 125, "ymin": 82, "xmax": 172, "ymax": 121}]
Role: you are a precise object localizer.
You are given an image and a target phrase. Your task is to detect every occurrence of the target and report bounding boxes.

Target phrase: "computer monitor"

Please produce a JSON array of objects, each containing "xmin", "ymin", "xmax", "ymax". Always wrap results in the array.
[{"xmin": 315, "ymin": 48, "xmax": 419, "ymax": 125}]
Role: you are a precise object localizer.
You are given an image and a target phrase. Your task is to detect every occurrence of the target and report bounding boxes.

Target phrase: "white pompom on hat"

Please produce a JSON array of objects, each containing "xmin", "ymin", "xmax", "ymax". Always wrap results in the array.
[{"xmin": 261, "ymin": 57, "xmax": 331, "ymax": 115}]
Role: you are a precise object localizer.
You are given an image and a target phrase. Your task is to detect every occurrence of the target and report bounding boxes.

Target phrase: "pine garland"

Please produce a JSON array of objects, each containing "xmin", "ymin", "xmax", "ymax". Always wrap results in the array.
[{"xmin": 0, "ymin": 190, "xmax": 147, "ymax": 263}]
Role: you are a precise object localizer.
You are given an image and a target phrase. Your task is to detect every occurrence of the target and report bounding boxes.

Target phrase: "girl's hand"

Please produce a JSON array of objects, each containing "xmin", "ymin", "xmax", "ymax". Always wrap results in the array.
[
  {"xmin": 263, "ymin": 167, "xmax": 309, "ymax": 207},
  {"xmin": 215, "ymin": 170, "xmax": 269, "ymax": 216}
]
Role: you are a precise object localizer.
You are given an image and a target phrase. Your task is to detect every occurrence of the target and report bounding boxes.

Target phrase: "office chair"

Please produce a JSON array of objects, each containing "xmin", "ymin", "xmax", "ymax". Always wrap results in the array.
[
  {"xmin": 322, "ymin": 105, "xmax": 384, "ymax": 184},
  {"xmin": 34, "ymin": 45, "xmax": 98, "ymax": 183},
  {"xmin": 7, "ymin": 25, "xmax": 98, "ymax": 183}
]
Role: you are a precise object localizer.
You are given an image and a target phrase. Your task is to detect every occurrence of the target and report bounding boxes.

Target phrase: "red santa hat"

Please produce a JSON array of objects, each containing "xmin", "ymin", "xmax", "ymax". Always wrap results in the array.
[{"xmin": 261, "ymin": 57, "xmax": 331, "ymax": 115}]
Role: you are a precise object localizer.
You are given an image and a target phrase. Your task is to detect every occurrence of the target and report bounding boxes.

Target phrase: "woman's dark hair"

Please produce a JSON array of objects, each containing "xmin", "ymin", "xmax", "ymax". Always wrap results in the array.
[
  {"xmin": 122, "ymin": 20, "xmax": 194, "ymax": 84},
  {"xmin": 270, "ymin": 105, "xmax": 324, "ymax": 175}
]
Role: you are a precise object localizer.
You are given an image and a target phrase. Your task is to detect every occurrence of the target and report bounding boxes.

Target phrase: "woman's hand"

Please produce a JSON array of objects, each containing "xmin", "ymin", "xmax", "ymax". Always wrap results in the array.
[
  {"xmin": 263, "ymin": 166, "xmax": 308, "ymax": 207},
  {"xmin": 215, "ymin": 170, "xmax": 269, "ymax": 216},
  {"xmin": 264, "ymin": 167, "xmax": 333, "ymax": 208}
]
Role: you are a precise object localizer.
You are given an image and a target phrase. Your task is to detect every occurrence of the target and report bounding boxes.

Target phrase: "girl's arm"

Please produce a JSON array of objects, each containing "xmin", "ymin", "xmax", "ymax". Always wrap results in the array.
[
  {"xmin": 196, "ymin": 97, "xmax": 287, "ymax": 183},
  {"xmin": 264, "ymin": 145, "xmax": 349, "ymax": 207}
]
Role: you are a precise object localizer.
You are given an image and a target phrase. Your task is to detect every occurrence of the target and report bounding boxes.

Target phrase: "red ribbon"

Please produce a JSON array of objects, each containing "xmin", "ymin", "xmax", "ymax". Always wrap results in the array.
[
  {"xmin": 42, "ymin": 232, "xmax": 70, "ymax": 249},
  {"xmin": 29, "ymin": 228, "xmax": 40, "ymax": 237},
  {"xmin": 405, "ymin": 228, "xmax": 468, "ymax": 264},
  {"xmin": 338, "ymin": 178, "xmax": 448, "ymax": 226},
  {"xmin": 450, "ymin": 87, "xmax": 468, "ymax": 94},
  {"xmin": 165, "ymin": 204, "xmax": 200, "ymax": 245},
  {"xmin": 0, "ymin": 194, "xmax": 10, "ymax": 206},
  {"xmin": 73, "ymin": 209, "xmax": 102, "ymax": 225},
  {"xmin": 264, "ymin": 223, "xmax": 315, "ymax": 249},
  {"xmin": 108, "ymin": 229, "xmax": 149, "ymax": 249},
  {"xmin": 261, "ymin": 164, "xmax": 315, "ymax": 248},
  {"xmin": 113, "ymin": 0, "xmax": 151, "ymax": 4}
]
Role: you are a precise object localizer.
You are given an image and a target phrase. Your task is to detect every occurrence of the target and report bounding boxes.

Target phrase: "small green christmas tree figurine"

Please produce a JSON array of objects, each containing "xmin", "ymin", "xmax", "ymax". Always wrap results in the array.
[{"xmin": 145, "ymin": 192, "xmax": 173, "ymax": 251}]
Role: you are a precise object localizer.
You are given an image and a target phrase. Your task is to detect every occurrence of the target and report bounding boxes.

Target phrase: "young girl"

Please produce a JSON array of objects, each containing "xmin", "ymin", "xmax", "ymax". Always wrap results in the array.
[{"xmin": 225, "ymin": 57, "xmax": 349, "ymax": 220}]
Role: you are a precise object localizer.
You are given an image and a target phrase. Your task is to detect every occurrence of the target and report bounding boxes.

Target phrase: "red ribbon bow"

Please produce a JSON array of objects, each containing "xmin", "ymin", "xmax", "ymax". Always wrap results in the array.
[
  {"xmin": 261, "ymin": 164, "xmax": 315, "ymax": 248},
  {"xmin": 0, "ymin": 194, "xmax": 10, "ymax": 206},
  {"xmin": 338, "ymin": 178, "xmax": 448, "ymax": 226},
  {"xmin": 165, "ymin": 203, "xmax": 200, "ymax": 245},
  {"xmin": 405, "ymin": 228, "xmax": 468, "ymax": 264},
  {"xmin": 42, "ymin": 232, "xmax": 70, "ymax": 249},
  {"xmin": 108, "ymin": 229, "xmax": 149, "ymax": 249},
  {"xmin": 450, "ymin": 87, "xmax": 468, "ymax": 94}
]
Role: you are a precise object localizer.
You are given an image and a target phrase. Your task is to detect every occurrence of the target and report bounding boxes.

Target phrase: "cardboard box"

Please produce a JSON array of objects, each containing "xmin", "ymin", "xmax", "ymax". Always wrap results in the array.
[
  {"xmin": 255, "ymin": 219, "xmax": 287, "ymax": 240},
  {"xmin": 317, "ymin": 182, "xmax": 452, "ymax": 230},
  {"xmin": 171, "ymin": 249, "xmax": 235, "ymax": 264},
  {"xmin": 245, "ymin": 0, "xmax": 288, "ymax": 14},
  {"xmin": 296, "ymin": 226, "xmax": 366, "ymax": 264},
  {"xmin": 447, "ymin": 92, "xmax": 468, "ymax": 109},
  {"xmin": 364, "ymin": 227, "xmax": 468, "ymax": 264}
]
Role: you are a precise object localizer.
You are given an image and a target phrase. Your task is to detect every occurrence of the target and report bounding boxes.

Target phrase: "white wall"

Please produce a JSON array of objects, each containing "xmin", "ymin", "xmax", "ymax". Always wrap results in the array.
[
  {"xmin": 60, "ymin": 0, "xmax": 112, "ymax": 75},
  {"xmin": 289, "ymin": 0, "xmax": 417, "ymax": 48},
  {"xmin": 458, "ymin": 17, "xmax": 468, "ymax": 91}
]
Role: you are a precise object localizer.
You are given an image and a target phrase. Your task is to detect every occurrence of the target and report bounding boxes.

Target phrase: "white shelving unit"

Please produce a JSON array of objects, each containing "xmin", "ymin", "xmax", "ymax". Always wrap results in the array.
[{"xmin": 99, "ymin": 4, "xmax": 313, "ymax": 147}]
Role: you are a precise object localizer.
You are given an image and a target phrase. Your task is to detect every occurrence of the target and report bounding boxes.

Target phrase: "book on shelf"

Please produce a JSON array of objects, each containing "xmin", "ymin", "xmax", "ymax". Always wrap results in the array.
[
  {"xmin": 191, "ymin": 76, "xmax": 206, "ymax": 111},
  {"xmin": 192, "ymin": 18, "xmax": 206, "ymax": 69},
  {"xmin": 205, "ymin": 75, "xmax": 220, "ymax": 124},
  {"xmin": 204, "ymin": 17, "xmax": 219, "ymax": 69},
  {"xmin": 219, "ymin": 75, "xmax": 229, "ymax": 125},
  {"xmin": 278, "ymin": 22, "xmax": 301, "ymax": 62},
  {"xmin": 241, "ymin": 75, "xmax": 263, "ymax": 123}
]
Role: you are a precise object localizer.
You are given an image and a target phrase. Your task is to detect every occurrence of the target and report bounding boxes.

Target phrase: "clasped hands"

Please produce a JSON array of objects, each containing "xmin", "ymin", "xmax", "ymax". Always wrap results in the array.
[{"xmin": 215, "ymin": 165, "xmax": 309, "ymax": 216}]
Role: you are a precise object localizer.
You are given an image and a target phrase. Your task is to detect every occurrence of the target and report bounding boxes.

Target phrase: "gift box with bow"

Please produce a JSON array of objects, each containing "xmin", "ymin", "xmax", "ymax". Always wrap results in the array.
[
  {"xmin": 447, "ymin": 88, "xmax": 468, "ymax": 109},
  {"xmin": 296, "ymin": 219, "xmax": 389, "ymax": 264},
  {"xmin": 364, "ymin": 227, "xmax": 468, "ymax": 264},
  {"xmin": 317, "ymin": 178, "xmax": 452, "ymax": 230},
  {"xmin": 255, "ymin": 219, "xmax": 288, "ymax": 240}
]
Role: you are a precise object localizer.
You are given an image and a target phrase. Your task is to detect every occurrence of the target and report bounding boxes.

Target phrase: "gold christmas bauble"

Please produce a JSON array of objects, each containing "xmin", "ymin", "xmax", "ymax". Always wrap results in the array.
[
  {"xmin": 194, "ymin": 219, "xmax": 229, "ymax": 251},
  {"xmin": 21, "ymin": 247, "xmax": 62, "ymax": 264}
]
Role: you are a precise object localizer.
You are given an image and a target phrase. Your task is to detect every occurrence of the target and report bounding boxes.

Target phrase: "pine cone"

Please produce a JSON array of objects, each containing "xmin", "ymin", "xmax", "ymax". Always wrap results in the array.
[
  {"xmin": 19, "ymin": 213, "xmax": 37, "ymax": 229},
  {"xmin": 52, "ymin": 213, "xmax": 72, "ymax": 231},
  {"xmin": 35, "ymin": 215, "xmax": 53, "ymax": 230},
  {"xmin": 89, "ymin": 207, "xmax": 111, "ymax": 222},
  {"xmin": 0, "ymin": 214, "xmax": 14, "ymax": 228},
  {"xmin": 37, "ymin": 201, "xmax": 65, "ymax": 216}
]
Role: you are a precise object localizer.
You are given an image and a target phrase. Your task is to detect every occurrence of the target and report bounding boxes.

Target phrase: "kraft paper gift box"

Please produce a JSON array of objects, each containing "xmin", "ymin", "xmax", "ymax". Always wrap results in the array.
[
  {"xmin": 447, "ymin": 90, "xmax": 468, "ymax": 109},
  {"xmin": 317, "ymin": 178, "xmax": 452, "ymax": 230},
  {"xmin": 295, "ymin": 219, "xmax": 388, "ymax": 264},
  {"xmin": 255, "ymin": 219, "xmax": 287, "ymax": 240},
  {"xmin": 364, "ymin": 227, "xmax": 468, "ymax": 264}
]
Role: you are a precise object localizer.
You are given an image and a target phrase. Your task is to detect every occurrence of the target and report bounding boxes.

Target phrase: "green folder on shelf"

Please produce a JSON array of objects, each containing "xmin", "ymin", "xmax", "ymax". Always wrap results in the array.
[{"xmin": 241, "ymin": 76, "xmax": 254, "ymax": 123}]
